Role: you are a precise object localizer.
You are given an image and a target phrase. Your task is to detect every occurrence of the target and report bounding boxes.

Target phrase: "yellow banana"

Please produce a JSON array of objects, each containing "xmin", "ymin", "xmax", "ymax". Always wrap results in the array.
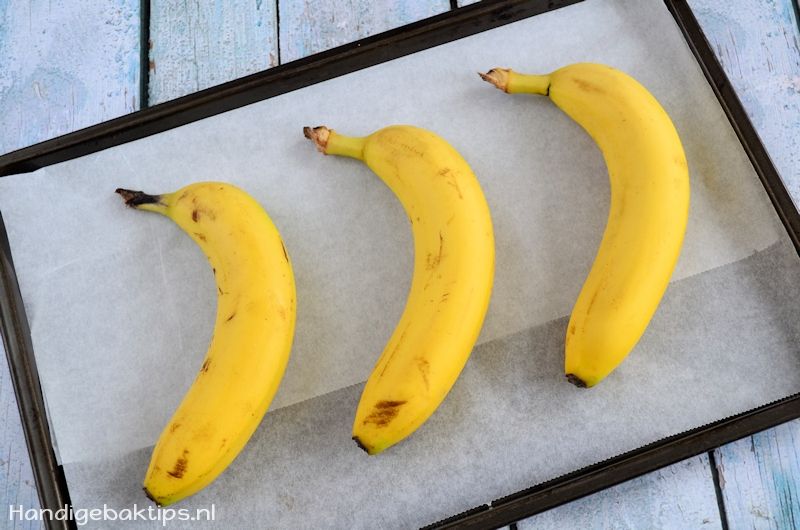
[
  {"xmin": 116, "ymin": 182, "xmax": 296, "ymax": 505},
  {"xmin": 304, "ymin": 125, "xmax": 494, "ymax": 454},
  {"xmin": 481, "ymin": 64, "xmax": 689, "ymax": 387}
]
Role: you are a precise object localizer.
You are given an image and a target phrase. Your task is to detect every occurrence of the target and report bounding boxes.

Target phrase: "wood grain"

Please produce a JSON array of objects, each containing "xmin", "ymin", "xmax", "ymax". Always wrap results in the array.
[
  {"xmin": 517, "ymin": 455, "xmax": 723, "ymax": 529},
  {"xmin": 688, "ymin": 1, "xmax": 800, "ymax": 528},
  {"xmin": 278, "ymin": 0, "xmax": 451, "ymax": 63},
  {"xmin": 688, "ymin": 0, "xmax": 800, "ymax": 199},
  {"xmin": 0, "ymin": 0, "xmax": 140, "ymax": 524},
  {"xmin": 0, "ymin": 0, "xmax": 140, "ymax": 156},
  {"xmin": 148, "ymin": 0, "xmax": 278, "ymax": 105},
  {"xmin": 1, "ymin": 342, "xmax": 41, "ymax": 529},
  {"xmin": 712, "ymin": 420, "xmax": 800, "ymax": 529}
]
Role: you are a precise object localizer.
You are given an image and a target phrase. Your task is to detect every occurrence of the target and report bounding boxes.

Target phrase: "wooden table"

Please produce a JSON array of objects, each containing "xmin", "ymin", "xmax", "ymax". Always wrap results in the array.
[{"xmin": 1, "ymin": 1, "xmax": 798, "ymax": 527}]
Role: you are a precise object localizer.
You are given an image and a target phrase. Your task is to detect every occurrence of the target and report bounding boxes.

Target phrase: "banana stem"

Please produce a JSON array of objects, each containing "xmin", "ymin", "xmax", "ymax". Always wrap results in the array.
[
  {"xmin": 116, "ymin": 188, "xmax": 168, "ymax": 214},
  {"xmin": 303, "ymin": 126, "xmax": 366, "ymax": 160},
  {"xmin": 479, "ymin": 68, "xmax": 550, "ymax": 95}
]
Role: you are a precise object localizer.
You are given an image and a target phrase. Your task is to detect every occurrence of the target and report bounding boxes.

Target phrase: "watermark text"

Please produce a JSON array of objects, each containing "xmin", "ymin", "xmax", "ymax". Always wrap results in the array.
[{"xmin": 9, "ymin": 503, "xmax": 215, "ymax": 526}]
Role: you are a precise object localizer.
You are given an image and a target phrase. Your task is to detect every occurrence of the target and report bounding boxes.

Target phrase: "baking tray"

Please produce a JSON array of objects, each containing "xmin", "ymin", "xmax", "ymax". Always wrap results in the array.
[{"xmin": 1, "ymin": 0, "xmax": 798, "ymax": 528}]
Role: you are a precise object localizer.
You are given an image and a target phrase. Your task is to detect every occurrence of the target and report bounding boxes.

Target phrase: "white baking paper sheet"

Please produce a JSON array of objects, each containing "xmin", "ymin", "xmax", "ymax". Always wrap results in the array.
[
  {"xmin": 62, "ymin": 240, "xmax": 800, "ymax": 529},
  {"xmin": 0, "ymin": 0, "xmax": 797, "ymax": 526}
]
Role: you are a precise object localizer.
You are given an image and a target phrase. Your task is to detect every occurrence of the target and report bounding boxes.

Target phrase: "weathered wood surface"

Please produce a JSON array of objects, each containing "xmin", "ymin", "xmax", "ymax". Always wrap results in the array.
[
  {"xmin": 518, "ymin": 455, "xmax": 722, "ymax": 529},
  {"xmin": 149, "ymin": 1, "xmax": 450, "ymax": 103},
  {"xmin": 0, "ymin": 1, "xmax": 140, "ymax": 525},
  {"xmin": 0, "ymin": 0, "xmax": 140, "ymax": 155},
  {"xmin": 148, "ymin": 0, "xmax": 278, "ymax": 105},
  {"xmin": 0, "ymin": 343, "xmax": 41, "ymax": 529},
  {"xmin": 713, "ymin": 421, "xmax": 800, "ymax": 530},
  {"xmin": 688, "ymin": 1, "xmax": 800, "ymax": 528},
  {"xmin": 688, "ymin": 0, "xmax": 800, "ymax": 198},
  {"xmin": 277, "ymin": 0, "xmax": 450, "ymax": 63}
]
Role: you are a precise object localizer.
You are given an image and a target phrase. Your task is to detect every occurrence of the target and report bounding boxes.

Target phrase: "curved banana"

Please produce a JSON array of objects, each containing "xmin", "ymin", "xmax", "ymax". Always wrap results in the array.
[
  {"xmin": 116, "ymin": 182, "xmax": 296, "ymax": 505},
  {"xmin": 304, "ymin": 125, "xmax": 494, "ymax": 454},
  {"xmin": 480, "ymin": 64, "xmax": 689, "ymax": 387}
]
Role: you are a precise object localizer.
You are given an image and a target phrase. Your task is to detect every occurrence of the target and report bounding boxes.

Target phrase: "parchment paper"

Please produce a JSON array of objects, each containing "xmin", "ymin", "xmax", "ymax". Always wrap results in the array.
[
  {"xmin": 0, "ymin": 0, "xmax": 797, "ymax": 525},
  {"xmin": 62, "ymin": 240, "xmax": 800, "ymax": 528}
]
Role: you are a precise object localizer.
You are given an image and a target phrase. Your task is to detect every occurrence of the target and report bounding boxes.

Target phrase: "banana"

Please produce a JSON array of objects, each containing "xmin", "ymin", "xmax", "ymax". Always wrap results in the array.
[
  {"xmin": 304, "ymin": 125, "xmax": 494, "ymax": 455},
  {"xmin": 480, "ymin": 64, "xmax": 689, "ymax": 387},
  {"xmin": 116, "ymin": 182, "xmax": 296, "ymax": 505}
]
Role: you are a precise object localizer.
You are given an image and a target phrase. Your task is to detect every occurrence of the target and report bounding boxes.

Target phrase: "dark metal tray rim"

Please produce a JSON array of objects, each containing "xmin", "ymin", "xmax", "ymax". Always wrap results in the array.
[{"xmin": 0, "ymin": 1, "xmax": 798, "ymax": 528}]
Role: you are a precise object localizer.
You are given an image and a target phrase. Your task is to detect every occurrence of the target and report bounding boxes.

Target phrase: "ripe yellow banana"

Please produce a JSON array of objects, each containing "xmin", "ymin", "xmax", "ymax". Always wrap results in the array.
[
  {"xmin": 481, "ymin": 64, "xmax": 689, "ymax": 387},
  {"xmin": 116, "ymin": 182, "xmax": 296, "ymax": 505},
  {"xmin": 304, "ymin": 125, "xmax": 494, "ymax": 454}
]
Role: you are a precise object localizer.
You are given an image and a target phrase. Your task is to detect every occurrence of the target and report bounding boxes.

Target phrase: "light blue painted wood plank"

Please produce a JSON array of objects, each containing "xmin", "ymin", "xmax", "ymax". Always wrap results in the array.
[
  {"xmin": 0, "ymin": 1, "xmax": 139, "ymax": 525},
  {"xmin": 457, "ymin": 0, "xmax": 481, "ymax": 6},
  {"xmin": 517, "ymin": 455, "xmax": 722, "ymax": 529},
  {"xmin": 1, "ymin": 340, "xmax": 43, "ymax": 529},
  {"xmin": 713, "ymin": 420, "xmax": 800, "ymax": 529},
  {"xmin": 0, "ymin": 0, "xmax": 140, "ymax": 155},
  {"xmin": 278, "ymin": 0, "xmax": 451, "ymax": 63},
  {"xmin": 149, "ymin": 0, "xmax": 278, "ymax": 105},
  {"xmin": 691, "ymin": 1, "xmax": 800, "ymax": 528},
  {"xmin": 688, "ymin": 0, "xmax": 800, "ymax": 201}
]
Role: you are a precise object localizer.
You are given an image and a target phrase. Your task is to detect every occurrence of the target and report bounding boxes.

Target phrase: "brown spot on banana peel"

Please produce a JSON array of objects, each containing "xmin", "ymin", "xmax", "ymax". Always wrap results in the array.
[
  {"xmin": 166, "ymin": 449, "xmax": 189, "ymax": 479},
  {"xmin": 378, "ymin": 325, "xmax": 410, "ymax": 379},
  {"xmin": 438, "ymin": 168, "xmax": 463, "ymax": 199},
  {"xmin": 362, "ymin": 400, "xmax": 407, "ymax": 428},
  {"xmin": 191, "ymin": 207, "xmax": 216, "ymax": 222},
  {"xmin": 169, "ymin": 422, "xmax": 180, "ymax": 433},
  {"xmin": 200, "ymin": 359, "xmax": 211, "ymax": 373},
  {"xmin": 376, "ymin": 400, "xmax": 406, "ymax": 409},
  {"xmin": 572, "ymin": 77, "xmax": 604, "ymax": 94},
  {"xmin": 280, "ymin": 240, "xmax": 289, "ymax": 263},
  {"xmin": 193, "ymin": 232, "xmax": 207, "ymax": 242},
  {"xmin": 585, "ymin": 288, "xmax": 600, "ymax": 316},
  {"xmin": 416, "ymin": 357, "xmax": 430, "ymax": 390},
  {"xmin": 426, "ymin": 232, "xmax": 445, "ymax": 270},
  {"xmin": 398, "ymin": 142, "xmax": 425, "ymax": 158},
  {"xmin": 226, "ymin": 312, "xmax": 236, "ymax": 322}
]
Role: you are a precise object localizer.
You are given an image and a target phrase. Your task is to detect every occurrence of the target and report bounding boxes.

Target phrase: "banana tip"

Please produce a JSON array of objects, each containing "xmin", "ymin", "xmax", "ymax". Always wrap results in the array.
[
  {"xmin": 352, "ymin": 436, "xmax": 373, "ymax": 455},
  {"xmin": 478, "ymin": 68, "xmax": 510, "ymax": 92},
  {"xmin": 566, "ymin": 373, "xmax": 588, "ymax": 388},
  {"xmin": 303, "ymin": 126, "xmax": 331, "ymax": 153},
  {"xmin": 143, "ymin": 487, "xmax": 163, "ymax": 507}
]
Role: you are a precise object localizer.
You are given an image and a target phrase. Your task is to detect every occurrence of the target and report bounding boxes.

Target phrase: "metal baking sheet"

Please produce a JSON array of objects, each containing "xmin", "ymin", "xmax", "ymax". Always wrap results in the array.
[{"xmin": 0, "ymin": 0, "xmax": 798, "ymax": 526}]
